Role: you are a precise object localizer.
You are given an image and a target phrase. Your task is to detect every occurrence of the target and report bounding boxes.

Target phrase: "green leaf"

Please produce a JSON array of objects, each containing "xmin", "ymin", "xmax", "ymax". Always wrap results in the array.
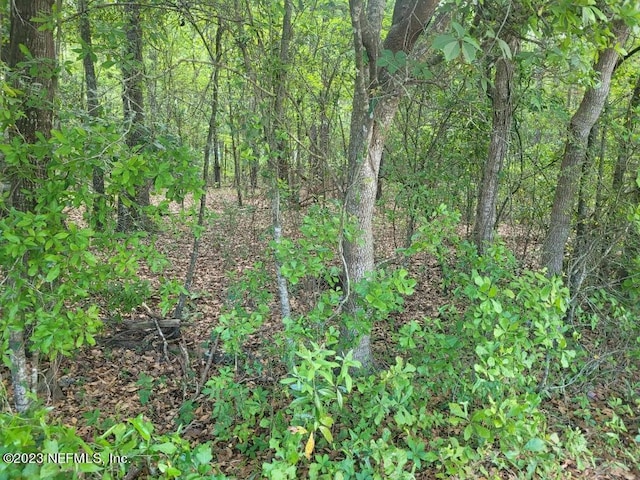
[
  {"xmin": 497, "ymin": 38, "xmax": 512, "ymax": 59},
  {"xmin": 451, "ymin": 21, "xmax": 466, "ymax": 37},
  {"xmin": 474, "ymin": 424, "xmax": 491, "ymax": 439},
  {"xmin": 432, "ymin": 34, "xmax": 456, "ymax": 51},
  {"xmin": 524, "ymin": 437, "xmax": 546, "ymax": 452},
  {"xmin": 491, "ymin": 299, "xmax": 502, "ymax": 314},
  {"xmin": 319, "ymin": 415, "xmax": 334, "ymax": 428},
  {"xmin": 318, "ymin": 425, "xmax": 333, "ymax": 443},
  {"xmin": 449, "ymin": 402, "xmax": 467, "ymax": 419},
  {"xmin": 45, "ymin": 264, "xmax": 61, "ymax": 282},
  {"xmin": 464, "ymin": 424, "xmax": 473, "ymax": 441},
  {"xmin": 194, "ymin": 444, "xmax": 214, "ymax": 465},
  {"xmin": 131, "ymin": 416, "xmax": 153, "ymax": 441},
  {"xmin": 443, "ymin": 41, "xmax": 461, "ymax": 61},
  {"xmin": 151, "ymin": 442, "xmax": 177, "ymax": 454},
  {"xmin": 461, "ymin": 40, "xmax": 478, "ymax": 63}
]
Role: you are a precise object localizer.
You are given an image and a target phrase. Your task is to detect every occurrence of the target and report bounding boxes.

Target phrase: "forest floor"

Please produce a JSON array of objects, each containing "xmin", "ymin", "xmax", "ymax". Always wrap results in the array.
[{"xmin": 6, "ymin": 188, "xmax": 640, "ymax": 479}]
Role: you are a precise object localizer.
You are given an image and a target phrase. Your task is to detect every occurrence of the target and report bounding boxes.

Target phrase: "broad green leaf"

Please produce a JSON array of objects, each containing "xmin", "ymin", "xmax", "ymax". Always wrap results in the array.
[
  {"xmin": 461, "ymin": 40, "xmax": 478, "ymax": 63},
  {"xmin": 524, "ymin": 437, "xmax": 546, "ymax": 452},
  {"xmin": 131, "ymin": 416, "xmax": 152, "ymax": 441},
  {"xmin": 443, "ymin": 41, "xmax": 461, "ymax": 61},
  {"xmin": 151, "ymin": 442, "xmax": 177, "ymax": 454},
  {"xmin": 318, "ymin": 425, "xmax": 333, "ymax": 443},
  {"xmin": 45, "ymin": 265, "xmax": 61, "ymax": 282},
  {"xmin": 449, "ymin": 403, "xmax": 467, "ymax": 418},
  {"xmin": 474, "ymin": 424, "xmax": 491, "ymax": 439},
  {"xmin": 432, "ymin": 34, "xmax": 456, "ymax": 50}
]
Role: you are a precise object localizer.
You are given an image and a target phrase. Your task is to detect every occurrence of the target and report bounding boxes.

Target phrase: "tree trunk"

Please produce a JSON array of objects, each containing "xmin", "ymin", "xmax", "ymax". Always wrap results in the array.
[
  {"xmin": 541, "ymin": 25, "xmax": 629, "ymax": 277},
  {"xmin": 78, "ymin": 0, "xmax": 106, "ymax": 230},
  {"xmin": 273, "ymin": 0, "xmax": 293, "ymax": 185},
  {"xmin": 344, "ymin": 0, "xmax": 438, "ymax": 368},
  {"xmin": 118, "ymin": 3, "xmax": 150, "ymax": 232},
  {"xmin": 612, "ymin": 74, "xmax": 640, "ymax": 196},
  {"xmin": 173, "ymin": 23, "xmax": 224, "ymax": 327},
  {"xmin": 228, "ymin": 93, "xmax": 243, "ymax": 207},
  {"xmin": 271, "ymin": 0, "xmax": 293, "ymax": 329},
  {"xmin": 473, "ymin": 36, "xmax": 518, "ymax": 254},
  {"xmin": 6, "ymin": 0, "xmax": 56, "ymax": 413}
]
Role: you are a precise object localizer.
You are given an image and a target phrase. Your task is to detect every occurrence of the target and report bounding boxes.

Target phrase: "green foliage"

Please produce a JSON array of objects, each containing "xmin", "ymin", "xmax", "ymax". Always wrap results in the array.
[
  {"xmin": 0, "ymin": 205, "xmax": 102, "ymax": 360},
  {"xmin": 215, "ymin": 263, "xmax": 272, "ymax": 358},
  {"xmin": 202, "ymin": 366, "xmax": 268, "ymax": 452},
  {"xmin": 3, "ymin": 1, "xmax": 640, "ymax": 475},
  {"xmin": 433, "ymin": 21, "xmax": 482, "ymax": 63},
  {"xmin": 135, "ymin": 373, "xmax": 154, "ymax": 406},
  {"xmin": 282, "ymin": 344, "xmax": 360, "ymax": 443},
  {"xmin": 0, "ymin": 408, "xmax": 219, "ymax": 479},
  {"xmin": 276, "ymin": 203, "xmax": 354, "ymax": 287},
  {"xmin": 263, "ymin": 344, "xmax": 359, "ymax": 478}
]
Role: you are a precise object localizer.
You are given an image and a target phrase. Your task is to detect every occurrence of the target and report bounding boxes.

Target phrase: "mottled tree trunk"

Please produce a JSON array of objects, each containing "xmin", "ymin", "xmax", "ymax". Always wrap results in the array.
[
  {"xmin": 474, "ymin": 36, "xmax": 518, "ymax": 254},
  {"xmin": 344, "ymin": 0, "xmax": 439, "ymax": 368},
  {"xmin": 7, "ymin": 0, "xmax": 56, "ymax": 413},
  {"xmin": 542, "ymin": 26, "xmax": 629, "ymax": 277},
  {"xmin": 271, "ymin": 0, "xmax": 293, "ymax": 327}
]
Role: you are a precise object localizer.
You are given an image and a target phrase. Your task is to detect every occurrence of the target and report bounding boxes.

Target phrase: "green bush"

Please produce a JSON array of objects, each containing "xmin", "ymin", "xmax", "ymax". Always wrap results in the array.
[{"xmin": 0, "ymin": 408, "xmax": 219, "ymax": 479}]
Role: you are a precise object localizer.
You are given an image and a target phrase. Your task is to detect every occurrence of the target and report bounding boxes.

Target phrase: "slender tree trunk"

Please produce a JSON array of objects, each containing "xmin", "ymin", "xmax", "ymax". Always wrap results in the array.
[
  {"xmin": 613, "ymin": 74, "xmax": 640, "ymax": 196},
  {"xmin": 210, "ymin": 24, "xmax": 223, "ymax": 190},
  {"xmin": 273, "ymin": 0, "xmax": 293, "ymax": 185},
  {"xmin": 541, "ymin": 25, "xmax": 629, "ymax": 277},
  {"xmin": 228, "ymin": 93, "xmax": 243, "ymax": 207},
  {"xmin": 237, "ymin": 38, "xmax": 260, "ymax": 190},
  {"xmin": 173, "ymin": 23, "xmax": 224, "ymax": 327},
  {"xmin": 7, "ymin": 0, "xmax": 56, "ymax": 413},
  {"xmin": 473, "ymin": 36, "xmax": 518, "ymax": 254},
  {"xmin": 271, "ymin": 0, "xmax": 293, "ymax": 328},
  {"xmin": 118, "ymin": 3, "xmax": 149, "ymax": 232},
  {"xmin": 594, "ymin": 120, "xmax": 606, "ymax": 219},
  {"xmin": 344, "ymin": 0, "xmax": 439, "ymax": 368},
  {"xmin": 78, "ymin": 0, "xmax": 106, "ymax": 230},
  {"xmin": 567, "ymin": 125, "xmax": 598, "ymax": 307}
]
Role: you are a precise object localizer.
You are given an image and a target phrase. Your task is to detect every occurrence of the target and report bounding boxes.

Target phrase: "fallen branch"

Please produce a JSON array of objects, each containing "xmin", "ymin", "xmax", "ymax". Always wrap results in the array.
[{"xmin": 121, "ymin": 318, "xmax": 181, "ymax": 330}]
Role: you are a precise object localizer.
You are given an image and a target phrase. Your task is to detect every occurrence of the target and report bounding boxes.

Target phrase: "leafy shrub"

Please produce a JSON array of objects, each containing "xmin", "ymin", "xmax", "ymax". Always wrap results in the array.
[{"xmin": 0, "ymin": 408, "xmax": 219, "ymax": 479}]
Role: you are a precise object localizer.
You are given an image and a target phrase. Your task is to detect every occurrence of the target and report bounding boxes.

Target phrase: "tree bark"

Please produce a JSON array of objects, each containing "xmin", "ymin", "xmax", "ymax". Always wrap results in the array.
[
  {"xmin": 344, "ymin": 0, "xmax": 438, "ymax": 368},
  {"xmin": 473, "ymin": 35, "xmax": 518, "ymax": 254},
  {"xmin": 271, "ymin": 0, "xmax": 293, "ymax": 328},
  {"xmin": 118, "ymin": 3, "xmax": 150, "ymax": 232},
  {"xmin": 78, "ymin": 0, "xmax": 106, "ymax": 230},
  {"xmin": 541, "ymin": 25, "xmax": 629, "ymax": 277},
  {"xmin": 6, "ymin": 0, "xmax": 56, "ymax": 413},
  {"xmin": 612, "ymin": 74, "xmax": 640, "ymax": 196}
]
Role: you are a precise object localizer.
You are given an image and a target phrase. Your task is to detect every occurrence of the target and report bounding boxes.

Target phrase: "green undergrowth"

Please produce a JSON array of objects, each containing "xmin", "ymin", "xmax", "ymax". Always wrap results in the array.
[{"xmin": 2, "ymin": 205, "xmax": 639, "ymax": 479}]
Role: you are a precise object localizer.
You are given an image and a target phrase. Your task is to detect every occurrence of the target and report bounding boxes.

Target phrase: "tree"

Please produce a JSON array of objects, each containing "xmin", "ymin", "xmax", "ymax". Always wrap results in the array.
[
  {"xmin": 5, "ymin": 0, "xmax": 56, "ymax": 413},
  {"xmin": 541, "ymin": 23, "xmax": 630, "ymax": 277},
  {"xmin": 343, "ymin": 0, "xmax": 439, "ymax": 368},
  {"xmin": 117, "ymin": 3, "xmax": 150, "ymax": 232},
  {"xmin": 271, "ymin": 0, "xmax": 294, "ymax": 328},
  {"xmin": 78, "ymin": 0, "xmax": 106, "ymax": 230},
  {"xmin": 473, "ymin": 19, "xmax": 519, "ymax": 253}
]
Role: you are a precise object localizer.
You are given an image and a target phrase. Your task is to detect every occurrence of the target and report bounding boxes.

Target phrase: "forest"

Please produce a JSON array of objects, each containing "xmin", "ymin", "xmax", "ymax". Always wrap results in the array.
[{"xmin": 0, "ymin": 0, "xmax": 639, "ymax": 478}]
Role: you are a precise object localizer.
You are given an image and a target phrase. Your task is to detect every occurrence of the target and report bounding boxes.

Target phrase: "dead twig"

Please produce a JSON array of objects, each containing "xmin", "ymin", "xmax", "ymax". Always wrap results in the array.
[
  {"xmin": 193, "ymin": 335, "xmax": 219, "ymax": 399},
  {"xmin": 151, "ymin": 316, "xmax": 170, "ymax": 361}
]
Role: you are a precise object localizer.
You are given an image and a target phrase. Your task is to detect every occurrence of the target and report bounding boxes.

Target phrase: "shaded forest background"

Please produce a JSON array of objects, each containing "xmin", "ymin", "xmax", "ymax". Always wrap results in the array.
[{"xmin": 1, "ymin": 0, "xmax": 640, "ymax": 478}]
